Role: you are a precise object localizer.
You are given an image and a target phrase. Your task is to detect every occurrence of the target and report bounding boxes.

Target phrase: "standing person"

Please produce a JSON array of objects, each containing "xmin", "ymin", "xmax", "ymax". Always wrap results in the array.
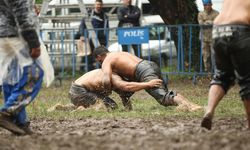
[
  {"xmin": 69, "ymin": 69, "xmax": 163, "ymax": 110},
  {"xmin": 117, "ymin": 0, "xmax": 142, "ymax": 58},
  {"xmin": 198, "ymin": 0, "xmax": 219, "ymax": 73},
  {"xmin": 0, "ymin": 0, "xmax": 44, "ymax": 135},
  {"xmin": 201, "ymin": 0, "xmax": 250, "ymax": 130},
  {"xmin": 78, "ymin": 0, "xmax": 109, "ymax": 71},
  {"xmin": 93, "ymin": 46, "xmax": 202, "ymax": 111}
]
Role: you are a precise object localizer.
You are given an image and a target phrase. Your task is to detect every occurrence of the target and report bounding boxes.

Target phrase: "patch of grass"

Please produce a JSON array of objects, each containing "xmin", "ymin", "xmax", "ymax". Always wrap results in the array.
[{"xmin": 1, "ymin": 79, "xmax": 245, "ymax": 121}]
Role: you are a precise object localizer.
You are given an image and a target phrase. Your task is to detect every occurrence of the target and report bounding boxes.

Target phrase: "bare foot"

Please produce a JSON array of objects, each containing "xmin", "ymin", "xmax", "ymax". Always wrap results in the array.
[
  {"xmin": 175, "ymin": 104, "xmax": 189, "ymax": 112},
  {"xmin": 188, "ymin": 104, "xmax": 203, "ymax": 112},
  {"xmin": 175, "ymin": 103, "xmax": 203, "ymax": 112},
  {"xmin": 201, "ymin": 112, "xmax": 213, "ymax": 130}
]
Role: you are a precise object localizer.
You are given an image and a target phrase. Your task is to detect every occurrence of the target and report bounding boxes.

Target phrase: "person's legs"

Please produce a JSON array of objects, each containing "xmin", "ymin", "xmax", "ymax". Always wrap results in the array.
[
  {"xmin": 69, "ymin": 83, "xmax": 118, "ymax": 110},
  {"xmin": 173, "ymin": 93, "xmax": 203, "ymax": 111},
  {"xmin": 243, "ymin": 100, "xmax": 250, "ymax": 129},
  {"xmin": 201, "ymin": 84, "xmax": 225, "ymax": 130},
  {"xmin": 132, "ymin": 44, "xmax": 142, "ymax": 58},
  {"xmin": 135, "ymin": 60, "xmax": 202, "ymax": 111},
  {"xmin": 202, "ymin": 41, "xmax": 211, "ymax": 72},
  {"xmin": 0, "ymin": 112, "xmax": 26, "ymax": 135},
  {"xmin": 0, "ymin": 82, "xmax": 25, "ymax": 135},
  {"xmin": 116, "ymin": 90, "xmax": 134, "ymax": 110},
  {"xmin": 69, "ymin": 84, "xmax": 97, "ymax": 108},
  {"xmin": 102, "ymin": 97, "xmax": 118, "ymax": 110},
  {"xmin": 122, "ymin": 44, "xmax": 129, "ymax": 52},
  {"xmin": 0, "ymin": 63, "xmax": 43, "ymax": 134}
]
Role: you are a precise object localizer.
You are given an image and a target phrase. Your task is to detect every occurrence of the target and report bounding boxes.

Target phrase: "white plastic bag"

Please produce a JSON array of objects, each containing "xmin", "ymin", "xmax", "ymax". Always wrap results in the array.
[{"xmin": 36, "ymin": 39, "xmax": 55, "ymax": 87}]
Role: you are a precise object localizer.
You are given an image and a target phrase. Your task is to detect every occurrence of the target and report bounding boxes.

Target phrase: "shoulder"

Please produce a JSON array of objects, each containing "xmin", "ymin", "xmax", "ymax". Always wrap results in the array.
[
  {"xmin": 106, "ymin": 53, "xmax": 118, "ymax": 61},
  {"xmin": 102, "ymin": 54, "xmax": 115, "ymax": 65}
]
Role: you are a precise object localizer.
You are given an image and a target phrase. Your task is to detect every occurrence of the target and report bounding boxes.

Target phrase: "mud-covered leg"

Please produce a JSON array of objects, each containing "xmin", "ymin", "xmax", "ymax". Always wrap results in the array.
[
  {"xmin": 121, "ymin": 96, "xmax": 133, "ymax": 111},
  {"xmin": 173, "ymin": 93, "xmax": 203, "ymax": 112},
  {"xmin": 243, "ymin": 100, "xmax": 250, "ymax": 129},
  {"xmin": 103, "ymin": 97, "xmax": 118, "ymax": 110},
  {"xmin": 114, "ymin": 90, "xmax": 134, "ymax": 111},
  {"xmin": 0, "ymin": 64, "xmax": 43, "ymax": 135},
  {"xmin": 201, "ymin": 85, "xmax": 225, "ymax": 130}
]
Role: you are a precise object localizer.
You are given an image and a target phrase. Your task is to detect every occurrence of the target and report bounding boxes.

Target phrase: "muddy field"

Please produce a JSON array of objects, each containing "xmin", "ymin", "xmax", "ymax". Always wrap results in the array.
[
  {"xmin": 0, "ymin": 117, "xmax": 249, "ymax": 150},
  {"xmin": 1, "ymin": 79, "xmax": 250, "ymax": 150}
]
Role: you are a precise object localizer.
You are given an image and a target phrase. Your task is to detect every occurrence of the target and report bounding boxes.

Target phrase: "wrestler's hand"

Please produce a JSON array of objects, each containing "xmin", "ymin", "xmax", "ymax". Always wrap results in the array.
[
  {"xmin": 148, "ymin": 79, "xmax": 163, "ymax": 88},
  {"xmin": 30, "ymin": 47, "xmax": 41, "ymax": 59}
]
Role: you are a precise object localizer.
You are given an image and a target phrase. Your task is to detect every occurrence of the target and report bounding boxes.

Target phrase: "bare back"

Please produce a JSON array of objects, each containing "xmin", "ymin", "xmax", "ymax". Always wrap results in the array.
[
  {"xmin": 102, "ymin": 52, "xmax": 142, "ymax": 80},
  {"xmin": 214, "ymin": 0, "xmax": 250, "ymax": 25},
  {"xmin": 74, "ymin": 69, "xmax": 104, "ymax": 91}
]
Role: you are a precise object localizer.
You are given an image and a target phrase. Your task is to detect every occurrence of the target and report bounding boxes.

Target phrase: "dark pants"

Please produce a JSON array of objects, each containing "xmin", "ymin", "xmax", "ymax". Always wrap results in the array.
[
  {"xmin": 134, "ymin": 60, "xmax": 177, "ymax": 106},
  {"xmin": 69, "ymin": 82, "xmax": 117, "ymax": 109},
  {"xmin": 211, "ymin": 25, "xmax": 250, "ymax": 100}
]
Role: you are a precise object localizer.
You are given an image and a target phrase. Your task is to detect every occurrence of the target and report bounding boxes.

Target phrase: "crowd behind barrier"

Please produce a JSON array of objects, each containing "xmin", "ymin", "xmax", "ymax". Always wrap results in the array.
[{"xmin": 39, "ymin": 24, "xmax": 214, "ymax": 82}]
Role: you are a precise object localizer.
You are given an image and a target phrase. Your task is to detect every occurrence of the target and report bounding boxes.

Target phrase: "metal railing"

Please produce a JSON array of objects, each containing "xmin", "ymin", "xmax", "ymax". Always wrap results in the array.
[{"xmin": 40, "ymin": 24, "xmax": 213, "ymax": 82}]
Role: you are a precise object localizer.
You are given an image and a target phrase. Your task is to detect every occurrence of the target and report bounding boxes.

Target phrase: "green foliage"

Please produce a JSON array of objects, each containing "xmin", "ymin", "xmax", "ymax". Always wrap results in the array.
[{"xmin": 35, "ymin": 0, "xmax": 43, "ymax": 4}]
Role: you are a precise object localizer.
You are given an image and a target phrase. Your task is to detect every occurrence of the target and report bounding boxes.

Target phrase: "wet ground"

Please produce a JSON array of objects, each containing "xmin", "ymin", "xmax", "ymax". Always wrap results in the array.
[
  {"xmin": 1, "ymin": 79, "xmax": 250, "ymax": 150},
  {"xmin": 0, "ymin": 117, "xmax": 250, "ymax": 150}
]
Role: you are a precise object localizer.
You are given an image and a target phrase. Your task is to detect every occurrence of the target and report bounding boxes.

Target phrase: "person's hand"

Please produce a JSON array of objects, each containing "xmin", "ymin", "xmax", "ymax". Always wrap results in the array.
[
  {"xmin": 148, "ymin": 79, "xmax": 163, "ymax": 88},
  {"xmin": 30, "ymin": 47, "xmax": 41, "ymax": 59}
]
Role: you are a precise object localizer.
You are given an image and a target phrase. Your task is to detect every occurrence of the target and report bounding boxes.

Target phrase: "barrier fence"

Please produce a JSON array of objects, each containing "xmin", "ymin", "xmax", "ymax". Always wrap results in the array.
[{"xmin": 40, "ymin": 24, "xmax": 214, "ymax": 82}]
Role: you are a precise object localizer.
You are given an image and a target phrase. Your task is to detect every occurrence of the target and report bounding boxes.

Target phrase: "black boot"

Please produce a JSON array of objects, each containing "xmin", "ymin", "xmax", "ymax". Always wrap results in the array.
[
  {"xmin": 0, "ymin": 112, "xmax": 26, "ymax": 135},
  {"xmin": 18, "ymin": 121, "xmax": 33, "ymax": 135}
]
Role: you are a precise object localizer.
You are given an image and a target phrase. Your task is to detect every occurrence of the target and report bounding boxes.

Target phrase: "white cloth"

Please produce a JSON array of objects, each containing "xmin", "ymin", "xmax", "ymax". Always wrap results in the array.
[
  {"xmin": 0, "ymin": 37, "xmax": 54, "ymax": 87},
  {"xmin": 36, "ymin": 38, "xmax": 55, "ymax": 87}
]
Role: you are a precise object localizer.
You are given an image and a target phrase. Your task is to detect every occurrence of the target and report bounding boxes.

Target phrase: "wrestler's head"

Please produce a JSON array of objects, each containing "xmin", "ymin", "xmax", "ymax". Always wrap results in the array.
[{"xmin": 93, "ymin": 45, "xmax": 109, "ymax": 63}]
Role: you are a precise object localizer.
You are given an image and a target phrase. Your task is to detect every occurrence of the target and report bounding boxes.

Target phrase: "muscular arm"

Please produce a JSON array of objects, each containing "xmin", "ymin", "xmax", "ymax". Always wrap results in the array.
[
  {"xmin": 101, "ymin": 59, "xmax": 113, "ymax": 91},
  {"xmin": 112, "ymin": 74, "xmax": 163, "ymax": 92}
]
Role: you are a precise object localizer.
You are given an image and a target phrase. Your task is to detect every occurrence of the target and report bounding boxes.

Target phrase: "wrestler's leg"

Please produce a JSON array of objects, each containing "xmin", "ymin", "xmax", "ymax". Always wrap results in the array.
[
  {"xmin": 201, "ymin": 85, "xmax": 225, "ymax": 130},
  {"xmin": 243, "ymin": 100, "xmax": 250, "ymax": 129}
]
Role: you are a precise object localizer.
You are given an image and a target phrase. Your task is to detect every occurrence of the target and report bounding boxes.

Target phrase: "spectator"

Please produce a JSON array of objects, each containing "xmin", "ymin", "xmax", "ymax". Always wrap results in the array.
[
  {"xmin": 77, "ymin": 0, "xmax": 109, "ymax": 71},
  {"xmin": 0, "ymin": 0, "xmax": 44, "ymax": 135},
  {"xmin": 201, "ymin": 0, "xmax": 250, "ymax": 130},
  {"xmin": 198, "ymin": 0, "xmax": 219, "ymax": 73},
  {"xmin": 117, "ymin": 0, "xmax": 142, "ymax": 58}
]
